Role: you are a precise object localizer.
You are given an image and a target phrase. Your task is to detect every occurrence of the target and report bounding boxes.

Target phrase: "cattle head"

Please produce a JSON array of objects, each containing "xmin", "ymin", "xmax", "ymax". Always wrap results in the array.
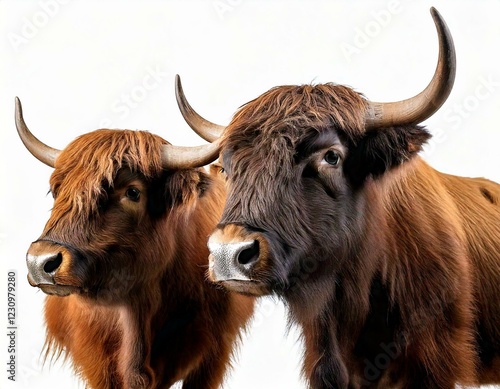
[
  {"xmin": 16, "ymin": 98, "xmax": 220, "ymax": 302},
  {"xmin": 174, "ymin": 8, "xmax": 455, "ymax": 297}
]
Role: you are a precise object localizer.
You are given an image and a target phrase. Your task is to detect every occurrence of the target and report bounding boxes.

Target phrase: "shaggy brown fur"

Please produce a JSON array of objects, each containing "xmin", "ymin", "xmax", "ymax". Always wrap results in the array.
[
  {"xmin": 209, "ymin": 83, "xmax": 500, "ymax": 388},
  {"xmin": 26, "ymin": 129, "xmax": 254, "ymax": 388}
]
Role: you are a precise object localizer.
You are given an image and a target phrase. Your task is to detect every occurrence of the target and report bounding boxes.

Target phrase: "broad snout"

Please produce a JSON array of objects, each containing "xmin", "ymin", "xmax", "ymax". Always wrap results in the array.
[
  {"xmin": 208, "ymin": 239, "xmax": 260, "ymax": 280},
  {"xmin": 207, "ymin": 225, "xmax": 270, "ymax": 295},
  {"xmin": 26, "ymin": 240, "xmax": 79, "ymax": 296}
]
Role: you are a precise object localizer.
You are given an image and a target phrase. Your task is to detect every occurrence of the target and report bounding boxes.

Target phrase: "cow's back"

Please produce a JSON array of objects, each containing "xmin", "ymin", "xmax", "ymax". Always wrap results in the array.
[{"xmin": 440, "ymin": 171, "xmax": 500, "ymax": 381}]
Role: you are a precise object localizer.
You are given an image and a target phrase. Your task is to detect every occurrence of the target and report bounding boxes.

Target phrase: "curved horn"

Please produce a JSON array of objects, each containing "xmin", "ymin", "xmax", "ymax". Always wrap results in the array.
[
  {"xmin": 15, "ymin": 97, "xmax": 60, "ymax": 168},
  {"xmin": 161, "ymin": 138, "xmax": 221, "ymax": 169},
  {"xmin": 175, "ymin": 75, "xmax": 225, "ymax": 142},
  {"xmin": 365, "ymin": 7, "xmax": 456, "ymax": 129}
]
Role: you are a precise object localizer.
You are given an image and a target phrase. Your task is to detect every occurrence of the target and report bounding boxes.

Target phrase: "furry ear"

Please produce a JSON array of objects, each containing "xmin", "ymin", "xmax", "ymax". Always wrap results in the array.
[
  {"xmin": 148, "ymin": 169, "xmax": 211, "ymax": 218},
  {"xmin": 344, "ymin": 125, "xmax": 431, "ymax": 187}
]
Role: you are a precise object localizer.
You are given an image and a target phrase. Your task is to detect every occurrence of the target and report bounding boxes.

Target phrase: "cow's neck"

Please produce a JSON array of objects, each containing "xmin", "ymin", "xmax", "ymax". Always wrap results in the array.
[
  {"xmin": 286, "ymin": 171, "xmax": 388, "ymax": 326},
  {"xmin": 113, "ymin": 183, "xmax": 224, "ymax": 388}
]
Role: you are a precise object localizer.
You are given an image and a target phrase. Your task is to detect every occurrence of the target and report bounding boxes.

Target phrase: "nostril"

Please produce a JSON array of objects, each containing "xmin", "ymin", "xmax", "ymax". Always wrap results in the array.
[
  {"xmin": 237, "ymin": 240, "xmax": 260, "ymax": 265},
  {"xmin": 43, "ymin": 253, "xmax": 63, "ymax": 274}
]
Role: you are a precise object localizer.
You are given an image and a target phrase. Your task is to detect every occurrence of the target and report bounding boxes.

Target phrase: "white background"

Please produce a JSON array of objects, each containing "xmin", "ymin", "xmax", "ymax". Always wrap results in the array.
[{"xmin": 1, "ymin": 1, "xmax": 500, "ymax": 388}]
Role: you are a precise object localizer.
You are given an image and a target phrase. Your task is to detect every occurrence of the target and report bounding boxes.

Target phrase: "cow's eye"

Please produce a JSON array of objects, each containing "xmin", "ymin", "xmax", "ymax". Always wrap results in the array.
[
  {"xmin": 323, "ymin": 150, "xmax": 340, "ymax": 166},
  {"xmin": 125, "ymin": 187, "xmax": 141, "ymax": 202}
]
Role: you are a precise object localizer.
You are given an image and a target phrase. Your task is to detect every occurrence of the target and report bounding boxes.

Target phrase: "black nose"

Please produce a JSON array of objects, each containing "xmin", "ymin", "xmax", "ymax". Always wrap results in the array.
[
  {"xmin": 237, "ymin": 240, "xmax": 260, "ymax": 266},
  {"xmin": 43, "ymin": 252, "xmax": 63, "ymax": 273},
  {"xmin": 26, "ymin": 251, "xmax": 63, "ymax": 285}
]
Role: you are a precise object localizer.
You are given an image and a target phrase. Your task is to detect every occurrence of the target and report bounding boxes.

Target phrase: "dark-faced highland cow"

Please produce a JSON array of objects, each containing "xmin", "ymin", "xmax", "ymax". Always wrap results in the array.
[
  {"xmin": 174, "ymin": 8, "xmax": 500, "ymax": 389},
  {"xmin": 15, "ymin": 99, "xmax": 254, "ymax": 389}
]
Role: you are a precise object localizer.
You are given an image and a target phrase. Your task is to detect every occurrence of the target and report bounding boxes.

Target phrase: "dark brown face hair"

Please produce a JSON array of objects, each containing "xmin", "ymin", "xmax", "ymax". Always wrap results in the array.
[{"xmin": 219, "ymin": 83, "xmax": 431, "ymax": 292}]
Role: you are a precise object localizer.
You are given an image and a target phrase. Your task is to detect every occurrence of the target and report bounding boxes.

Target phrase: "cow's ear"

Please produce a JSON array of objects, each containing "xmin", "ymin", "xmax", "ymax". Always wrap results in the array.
[
  {"xmin": 148, "ymin": 169, "xmax": 211, "ymax": 217},
  {"xmin": 344, "ymin": 125, "xmax": 431, "ymax": 187}
]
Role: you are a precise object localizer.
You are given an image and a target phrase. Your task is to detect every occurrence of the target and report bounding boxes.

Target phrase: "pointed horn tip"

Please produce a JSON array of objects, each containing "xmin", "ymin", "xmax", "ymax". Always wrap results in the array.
[
  {"xmin": 365, "ymin": 7, "xmax": 455, "ymax": 129},
  {"xmin": 429, "ymin": 7, "xmax": 445, "ymax": 28},
  {"xmin": 174, "ymin": 75, "xmax": 226, "ymax": 142},
  {"xmin": 14, "ymin": 97, "xmax": 60, "ymax": 168},
  {"xmin": 15, "ymin": 97, "xmax": 25, "ymax": 124},
  {"xmin": 430, "ymin": 7, "xmax": 447, "ymax": 22},
  {"xmin": 429, "ymin": 8, "xmax": 452, "ymax": 39},
  {"xmin": 175, "ymin": 74, "xmax": 183, "ymax": 92},
  {"xmin": 15, "ymin": 97, "xmax": 22, "ymax": 113},
  {"xmin": 429, "ymin": 6, "xmax": 455, "ymax": 77},
  {"xmin": 175, "ymin": 74, "xmax": 183, "ymax": 95}
]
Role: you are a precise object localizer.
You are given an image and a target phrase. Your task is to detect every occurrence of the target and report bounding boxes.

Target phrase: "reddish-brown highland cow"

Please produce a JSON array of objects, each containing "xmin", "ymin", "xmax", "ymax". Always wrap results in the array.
[
  {"xmin": 15, "ymin": 99, "xmax": 254, "ymax": 389},
  {"xmin": 174, "ymin": 8, "xmax": 500, "ymax": 389}
]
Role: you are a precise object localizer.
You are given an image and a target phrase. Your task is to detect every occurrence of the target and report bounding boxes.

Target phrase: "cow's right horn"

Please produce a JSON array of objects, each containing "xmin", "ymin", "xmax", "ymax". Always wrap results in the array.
[
  {"xmin": 175, "ymin": 75, "xmax": 226, "ymax": 142},
  {"xmin": 365, "ymin": 7, "xmax": 456, "ymax": 129},
  {"xmin": 15, "ymin": 97, "xmax": 60, "ymax": 168}
]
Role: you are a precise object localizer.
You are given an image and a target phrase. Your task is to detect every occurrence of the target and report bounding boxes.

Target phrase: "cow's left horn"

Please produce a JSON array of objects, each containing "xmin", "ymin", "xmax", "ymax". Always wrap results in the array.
[
  {"xmin": 161, "ymin": 138, "xmax": 221, "ymax": 169},
  {"xmin": 15, "ymin": 97, "xmax": 60, "ymax": 168},
  {"xmin": 175, "ymin": 75, "xmax": 225, "ymax": 142},
  {"xmin": 365, "ymin": 7, "xmax": 456, "ymax": 129}
]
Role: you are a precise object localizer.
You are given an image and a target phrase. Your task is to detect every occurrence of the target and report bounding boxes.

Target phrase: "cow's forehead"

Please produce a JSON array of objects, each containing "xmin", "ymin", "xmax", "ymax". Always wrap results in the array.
[
  {"xmin": 53, "ymin": 129, "xmax": 165, "ymax": 181},
  {"xmin": 221, "ymin": 83, "xmax": 365, "ymax": 164},
  {"xmin": 223, "ymin": 83, "xmax": 367, "ymax": 152},
  {"xmin": 48, "ymin": 129, "xmax": 166, "ymax": 217}
]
